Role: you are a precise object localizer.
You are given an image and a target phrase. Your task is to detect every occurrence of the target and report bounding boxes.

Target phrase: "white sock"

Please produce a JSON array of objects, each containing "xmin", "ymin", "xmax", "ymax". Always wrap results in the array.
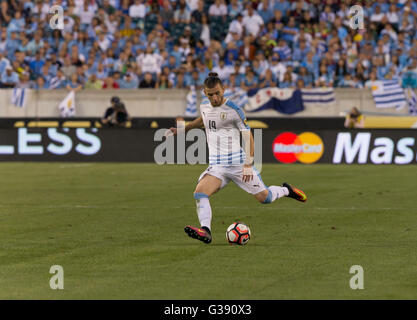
[
  {"xmin": 196, "ymin": 197, "xmax": 212, "ymax": 230},
  {"xmin": 268, "ymin": 186, "xmax": 289, "ymax": 202}
]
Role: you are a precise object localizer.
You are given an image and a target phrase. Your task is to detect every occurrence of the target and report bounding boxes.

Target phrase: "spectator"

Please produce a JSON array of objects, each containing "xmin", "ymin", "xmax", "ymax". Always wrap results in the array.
[
  {"xmin": 156, "ymin": 73, "xmax": 173, "ymax": 89},
  {"xmin": 212, "ymin": 59, "xmax": 233, "ymax": 81},
  {"xmin": 26, "ymin": 30, "xmax": 44, "ymax": 54},
  {"xmin": 66, "ymin": 73, "xmax": 83, "ymax": 92},
  {"xmin": 174, "ymin": 1, "xmax": 191, "ymax": 24},
  {"xmin": 1, "ymin": 66, "xmax": 19, "ymax": 88},
  {"xmin": 175, "ymin": 71, "xmax": 186, "ymax": 88},
  {"xmin": 298, "ymin": 67, "xmax": 313, "ymax": 88},
  {"xmin": 191, "ymin": 0, "xmax": 205, "ymax": 23},
  {"xmin": 129, "ymin": 0, "xmax": 147, "ymax": 19},
  {"xmin": 102, "ymin": 75, "xmax": 120, "ymax": 89},
  {"xmin": 242, "ymin": 4, "xmax": 264, "ymax": 37},
  {"xmin": 136, "ymin": 46, "xmax": 162, "ymax": 76},
  {"xmin": 0, "ymin": 0, "xmax": 413, "ymax": 92},
  {"xmin": 270, "ymin": 54, "xmax": 287, "ymax": 83},
  {"xmin": 200, "ymin": 14, "xmax": 211, "ymax": 47},
  {"xmin": 402, "ymin": 60, "xmax": 417, "ymax": 88},
  {"xmin": 34, "ymin": 75, "xmax": 49, "ymax": 89},
  {"xmin": 85, "ymin": 74, "xmax": 104, "ymax": 90},
  {"xmin": 259, "ymin": 69, "xmax": 276, "ymax": 88},
  {"xmin": 241, "ymin": 69, "xmax": 258, "ymax": 91},
  {"xmin": 160, "ymin": 0, "xmax": 174, "ymax": 28},
  {"xmin": 225, "ymin": 14, "xmax": 243, "ymax": 44},
  {"xmin": 296, "ymin": 78, "xmax": 305, "ymax": 89},
  {"xmin": 257, "ymin": 0, "xmax": 274, "ymax": 24},
  {"xmin": 279, "ymin": 70, "xmax": 295, "ymax": 88},
  {"xmin": 344, "ymin": 107, "xmax": 365, "ymax": 129},
  {"xmin": 139, "ymin": 72, "xmax": 156, "ymax": 88},
  {"xmin": 17, "ymin": 72, "xmax": 32, "ymax": 88},
  {"xmin": 281, "ymin": 16, "xmax": 298, "ymax": 43},
  {"xmin": 209, "ymin": 0, "xmax": 228, "ymax": 19},
  {"xmin": 119, "ymin": 73, "xmax": 139, "ymax": 89},
  {"xmin": 240, "ymin": 36, "xmax": 256, "ymax": 61},
  {"xmin": 370, "ymin": 5, "xmax": 385, "ymax": 24}
]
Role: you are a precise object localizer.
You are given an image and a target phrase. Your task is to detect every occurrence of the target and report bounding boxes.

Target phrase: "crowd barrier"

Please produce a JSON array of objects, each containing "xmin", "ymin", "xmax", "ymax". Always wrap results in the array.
[{"xmin": 0, "ymin": 88, "xmax": 410, "ymax": 118}]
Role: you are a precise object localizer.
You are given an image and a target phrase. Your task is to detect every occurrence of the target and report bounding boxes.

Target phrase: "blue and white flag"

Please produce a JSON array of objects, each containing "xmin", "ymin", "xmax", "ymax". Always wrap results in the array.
[
  {"xmin": 371, "ymin": 80, "xmax": 407, "ymax": 109},
  {"xmin": 244, "ymin": 87, "xmax": 304, "ymax": 114},
  {"xmin": 301, "ymin": 88, "xmax": 335, "ymax": 106},
  {"xmin": 11, "ymin": 88, "xmax": 27, "ymax": 108},
  {"xmin": 224, "ymin": 87, "xmax": 248, "ymax": 109},
  {"xmin": 184, "ymin": 86, "xmax": 198, "ymax": 117},
  {"xmin": 406, "ymin": 88, "xmax": 417, "ymax": 115}
]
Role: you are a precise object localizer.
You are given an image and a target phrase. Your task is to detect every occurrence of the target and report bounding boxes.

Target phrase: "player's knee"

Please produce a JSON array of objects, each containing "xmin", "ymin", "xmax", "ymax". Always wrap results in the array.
[
  {"xmin": 194, "ymin": 192, "xmax": 210, "ymax": 200},
  {"xmin": 257, "ymin": 189, "xmax": 272, "ymax": 204}
]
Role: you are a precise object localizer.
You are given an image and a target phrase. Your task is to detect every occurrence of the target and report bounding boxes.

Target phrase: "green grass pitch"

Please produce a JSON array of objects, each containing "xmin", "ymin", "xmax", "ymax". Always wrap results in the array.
[{"xmin": 0, "ymin": 162, "xmax": 416, "ymax": 299}]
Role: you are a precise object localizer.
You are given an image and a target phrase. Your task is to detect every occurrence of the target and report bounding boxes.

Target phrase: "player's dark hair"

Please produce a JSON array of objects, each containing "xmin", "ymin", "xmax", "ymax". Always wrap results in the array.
[{"xmin": 204, "ymin": 72, "xmax": 223, "ymax": 88}]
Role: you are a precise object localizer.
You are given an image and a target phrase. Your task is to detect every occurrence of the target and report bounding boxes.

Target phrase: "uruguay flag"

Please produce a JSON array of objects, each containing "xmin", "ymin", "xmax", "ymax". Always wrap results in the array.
[
  {"xmin": 224, "ymin": 87, "xmax": 248, "ymax": 109},
  {"xmin": 301, "ymin": 88, "xmax": 335, "ymax": 105},
  {"xmin": 371, "ymin": 80, "xmax": 407, "ymax": 109},
  {"xmin": 244, "ymin": 88, "xmax": 304, "ymax": 114},
  {"xmin": 184, "ymin": 85, "xmax": 198, "ymax": 117},
  {"xmin": 58, "ymin": 90, "xmax": 76, "ymax": 117}
]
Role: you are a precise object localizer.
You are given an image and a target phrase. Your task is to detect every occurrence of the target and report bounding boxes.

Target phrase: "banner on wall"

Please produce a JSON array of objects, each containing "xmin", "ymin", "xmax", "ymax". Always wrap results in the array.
[{"xmin": 0, "ymin": 128, "xmax": 417, "ymax": 164}]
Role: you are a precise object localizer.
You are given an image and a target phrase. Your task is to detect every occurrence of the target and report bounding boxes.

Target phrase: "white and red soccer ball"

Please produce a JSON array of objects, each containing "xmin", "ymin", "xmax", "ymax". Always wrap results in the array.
[{"xmin": 226, "ymin": 222, "xmax": 251, "ymax": 245}]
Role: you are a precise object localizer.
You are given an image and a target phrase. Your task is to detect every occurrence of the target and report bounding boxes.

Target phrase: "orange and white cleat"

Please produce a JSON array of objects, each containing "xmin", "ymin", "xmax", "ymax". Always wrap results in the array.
[{"xmin": 283, "ymin": 182, "xmax": 307, "ymax": 202}]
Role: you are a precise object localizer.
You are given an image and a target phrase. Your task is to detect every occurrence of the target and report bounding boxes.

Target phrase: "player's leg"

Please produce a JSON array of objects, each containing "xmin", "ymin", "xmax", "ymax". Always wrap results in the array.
[
  {"xmin": 185, "ymin": 167, "xmax": 228, "ymax": 244},
  {"xmin": 253, "ymin": 188, "xmax": 284, "ymax": 203},
  {"xmin": 193, "ymin": 173, "xmax": 222, "ymax": 231},
  {"xmin": 229, "ymin": 166, "xmax": 307, "ymax": 203},
  {"xmin": 255, "ymin": 183, "xmax": 307, "ymax": 204},
  {"xmin": 251, "ymin": 167, "xmax": 307, "ymax": 203}
]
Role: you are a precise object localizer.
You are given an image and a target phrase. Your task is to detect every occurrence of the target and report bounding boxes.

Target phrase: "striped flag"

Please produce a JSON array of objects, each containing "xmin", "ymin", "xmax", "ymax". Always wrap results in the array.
[
  {"xmin": 244, "ymin": 87, "xmax": 304, "ymax": 114},
  {"xmin": 301, "ymin": 88, "xmax": 335, "ymax": 106},
  {"xmin": 406, "ymin": 88, "xmax": 417, "ymax": 115},
  {"xmin": 371, "ymin": 80, "xmax": 407, "ymax": 109},
  {"xmin": 11, "ymin": 88, "xmax": 27, "ymax": 108},
  {"xmin": 224, "ymin": 88, "xmax": 248, "ymax": 109},
  {"xmin": 184, "ymin": 86, "xmax": 198, "ymax": 117}
]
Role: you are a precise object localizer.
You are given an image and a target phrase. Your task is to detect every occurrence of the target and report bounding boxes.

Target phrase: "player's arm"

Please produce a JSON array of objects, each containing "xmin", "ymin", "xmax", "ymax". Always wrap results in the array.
[
  {"xmin": 166, "ymin": 116, "xmax": 203, "ymax": 136},
  {"xmin": 241, "ymin": 129, "xmax": 254, "ymax": 182},
  {"xmin": 184, "ymin": 116, "xmax": 204, "ymax": 132},
  {"xmin": 244, "ymin": 130, "xmax": 255, "ymax": 166},
  {"xmin": 233, "ymin": 107, "xmax": 254, "ymax": 182}
]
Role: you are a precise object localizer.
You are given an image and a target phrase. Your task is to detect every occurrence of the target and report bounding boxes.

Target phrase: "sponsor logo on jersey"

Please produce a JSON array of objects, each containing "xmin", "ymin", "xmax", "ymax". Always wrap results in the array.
[{"xmin": 272, "ymin": 132, "xmax": 324, "ymax": 164}]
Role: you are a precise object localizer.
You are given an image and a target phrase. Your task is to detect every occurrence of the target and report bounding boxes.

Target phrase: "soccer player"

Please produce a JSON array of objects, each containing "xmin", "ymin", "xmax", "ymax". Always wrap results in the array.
[{"xmin": 167, "ymin": 72, "xmax": 307, "ymax": 244}]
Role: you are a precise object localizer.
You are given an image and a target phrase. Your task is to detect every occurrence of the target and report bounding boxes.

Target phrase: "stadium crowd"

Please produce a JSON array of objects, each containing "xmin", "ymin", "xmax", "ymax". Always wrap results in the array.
[{"xmin": 0, "ymin": 0, "xmax": 416, "ymax": 91}]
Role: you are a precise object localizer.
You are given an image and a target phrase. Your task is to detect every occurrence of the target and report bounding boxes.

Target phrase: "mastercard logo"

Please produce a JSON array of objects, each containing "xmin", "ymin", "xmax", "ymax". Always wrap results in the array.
[{"xmin": 272, "ymin": 132, "xmax": 324, "ymax": 164}]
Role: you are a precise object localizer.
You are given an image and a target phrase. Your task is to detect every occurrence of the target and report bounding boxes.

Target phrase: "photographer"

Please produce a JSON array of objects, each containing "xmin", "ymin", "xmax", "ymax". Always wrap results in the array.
[
  {"xmin": 101, "ymin": 96, "xmax": 131, "ymax": 127},
  {"xmin": 344, "ymin": 107, "xmax": 365, "ymax": 129}
]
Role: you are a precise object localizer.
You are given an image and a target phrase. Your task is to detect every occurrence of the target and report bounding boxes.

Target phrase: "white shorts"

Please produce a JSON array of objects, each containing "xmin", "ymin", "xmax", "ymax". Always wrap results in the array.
[{"xmin": 197, "ymin": 165, "xmax": 267, "ymax": 195}]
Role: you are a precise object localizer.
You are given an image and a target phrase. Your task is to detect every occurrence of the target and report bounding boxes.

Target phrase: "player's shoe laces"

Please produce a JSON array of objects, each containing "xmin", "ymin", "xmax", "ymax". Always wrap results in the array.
[
  {"xmin": 283, "ymin": 183, "xmax": 307, "ymax": 202},
  {"xmin": 184, "ymin": 226, "xmax": 212, "ymax": 244}
]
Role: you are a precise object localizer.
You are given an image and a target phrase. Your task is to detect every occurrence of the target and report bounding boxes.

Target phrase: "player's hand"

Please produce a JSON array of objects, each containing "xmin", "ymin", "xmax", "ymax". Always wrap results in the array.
[
  {"xmin": 242, "ymin": 165, "xmax": 253, "ymax": 182},
  {"xmin": 164, "ymin": 127, "xmax": 177, "ymax": 137}
]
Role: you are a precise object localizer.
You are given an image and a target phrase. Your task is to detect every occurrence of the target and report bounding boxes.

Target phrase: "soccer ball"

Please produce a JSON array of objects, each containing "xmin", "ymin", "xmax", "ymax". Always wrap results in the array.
[{"xmin": 226, "ymin": 222, "xmax": 251, "ymax": 245}]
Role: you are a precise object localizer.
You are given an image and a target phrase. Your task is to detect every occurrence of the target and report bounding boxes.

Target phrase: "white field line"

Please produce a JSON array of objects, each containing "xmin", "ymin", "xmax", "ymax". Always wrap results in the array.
[
  {"xmin": 0, "ymin": 205, "xmax": 405, "ymax": 211},
  {"xmin": 59, "ymin": 164, "xmax": 93, "ymax": 168}
]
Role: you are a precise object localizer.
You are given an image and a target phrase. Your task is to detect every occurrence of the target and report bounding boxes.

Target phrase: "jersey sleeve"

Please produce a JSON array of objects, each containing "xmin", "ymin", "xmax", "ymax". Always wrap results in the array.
[{"xmin": 227, "ymin": 100, "xmax": 250, "ymax": 131}]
